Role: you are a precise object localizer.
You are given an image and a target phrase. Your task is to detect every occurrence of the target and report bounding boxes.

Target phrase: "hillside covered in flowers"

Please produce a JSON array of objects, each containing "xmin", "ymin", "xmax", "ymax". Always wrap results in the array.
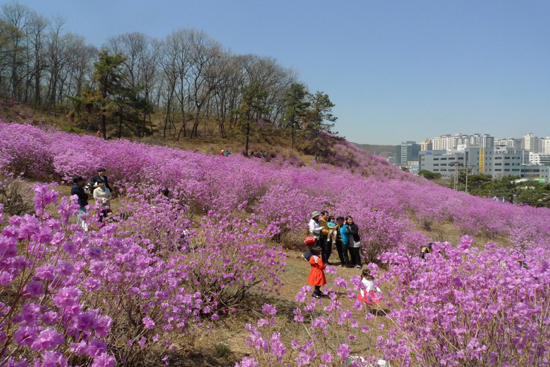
[{"xmin": 1, "ymin": 121, "xmax": 550, "ymax": 366}]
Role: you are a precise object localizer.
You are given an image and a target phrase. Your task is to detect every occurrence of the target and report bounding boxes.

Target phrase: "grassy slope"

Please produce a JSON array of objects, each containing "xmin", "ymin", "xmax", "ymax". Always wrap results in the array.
[{"xmin": 0, "ymin": 101, "xmax": 315, "ymax": 167}]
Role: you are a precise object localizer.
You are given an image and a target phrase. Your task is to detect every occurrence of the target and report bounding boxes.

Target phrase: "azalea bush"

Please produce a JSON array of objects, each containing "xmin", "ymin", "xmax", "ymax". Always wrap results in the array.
[
  {"xmin": 0, "ymin": 183, "xmax": 287, "ymax": 366},
  {"xmin": 377, "ymin": 236, "xmax": 550, "ymax": 366}
]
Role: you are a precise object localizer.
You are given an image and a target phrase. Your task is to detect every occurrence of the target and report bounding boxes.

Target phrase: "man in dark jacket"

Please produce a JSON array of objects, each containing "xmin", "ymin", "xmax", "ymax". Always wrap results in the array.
[
  {"xmin": 89, "ymin": 168, "xmax": 112, "ymax": 192},
  {"xmin": 71, "ymin": 176, "xmax": 89, "ymax": 229}
]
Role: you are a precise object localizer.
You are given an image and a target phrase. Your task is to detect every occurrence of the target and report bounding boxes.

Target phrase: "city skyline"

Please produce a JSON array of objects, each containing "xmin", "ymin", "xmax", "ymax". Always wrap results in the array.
[{"xmin": 396, "ymin": 132, "xmax": 550, "ymax": 147}]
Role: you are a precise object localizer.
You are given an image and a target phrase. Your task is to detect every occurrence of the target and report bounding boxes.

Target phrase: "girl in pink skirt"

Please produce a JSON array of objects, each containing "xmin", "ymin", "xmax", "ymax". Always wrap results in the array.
[{"xmin": 358, "ymin": 269, "xmax": 382, "ymax": 312}]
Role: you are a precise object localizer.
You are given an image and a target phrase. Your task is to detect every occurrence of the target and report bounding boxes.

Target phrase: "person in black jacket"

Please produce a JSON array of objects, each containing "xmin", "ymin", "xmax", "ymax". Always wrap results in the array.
[
  {"xmin": 71, "ymin": 176, "xmax": 89, "ymax": 229},
  {"xmin": 89, "ymin": 168, "xmax": 112, "ymax": 192},
  {"xmin": 346, "ymin": 216, "xmax": 362, "ymax": 269}
]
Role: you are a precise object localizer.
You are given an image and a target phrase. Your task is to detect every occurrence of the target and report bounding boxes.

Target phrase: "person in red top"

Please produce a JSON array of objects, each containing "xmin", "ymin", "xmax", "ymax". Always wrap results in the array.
[
  {"xmin": 308, "ymin": 246, "xmax": 326, "ymax": 299},
  {"xmin": 221, "ymin": 150, "xmax": 225, "ymax": 156}
]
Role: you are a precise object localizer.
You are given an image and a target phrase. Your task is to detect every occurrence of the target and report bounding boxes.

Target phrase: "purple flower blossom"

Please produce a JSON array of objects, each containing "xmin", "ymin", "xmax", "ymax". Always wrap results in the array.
[
  {"xmin": 321, "ymin": 352, "xmax": 333, "ymax": 363},
  {"xmin": 262, "ymin": 303, "xmax": 277, "ymax": 316},
  {"xmin": 22, "ymin": 282, "xmax": 42, "ymax": 298},
  {"xmin": 31, "ymin": 328, "xmax": 64, "ymax": 350},
  {"xmin": 91, "ymin": 353, "xmax": 116, "ymax": 367},
  {"xmin": 337, "ymin": 343, "xmax": 351, "ymax": 360}
]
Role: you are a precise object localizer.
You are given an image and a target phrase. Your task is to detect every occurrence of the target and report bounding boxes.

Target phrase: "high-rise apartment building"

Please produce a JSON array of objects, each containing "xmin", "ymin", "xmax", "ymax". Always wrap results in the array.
[
  {"xmin": 522, "ymin": 133, "xmax": 542, "ymax": 153},
  {"xmin": 481, "ymin": 134, "xmax": 494, "ymax": 148},
  {"xmin": 431, "ymin": 133, "xmax": 494, "ymax": 150},
  {"xmin": 495, "ymin": 138, "xmax": 522, "ymax": 150},
  {"xmin": 420, "ymin": 140, "xmax": 432, "ymax": 151}
]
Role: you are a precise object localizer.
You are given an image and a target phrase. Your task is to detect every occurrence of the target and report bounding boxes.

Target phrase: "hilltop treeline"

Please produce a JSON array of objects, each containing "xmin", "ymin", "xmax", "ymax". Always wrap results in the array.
[{"xmin": 0, "ymin": 2, "xmax": 337, "ymax": 150}]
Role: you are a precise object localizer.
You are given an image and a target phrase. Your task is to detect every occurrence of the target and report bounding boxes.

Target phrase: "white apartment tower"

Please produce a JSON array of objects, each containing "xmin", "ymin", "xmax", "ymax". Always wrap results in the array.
[
  {"xmin": 523, "ymin": 133, "xmax": 542, "ymax": 153},
  {"xmin": 431, "ymin": 133, "xmax": 494, "ymax": 151}
]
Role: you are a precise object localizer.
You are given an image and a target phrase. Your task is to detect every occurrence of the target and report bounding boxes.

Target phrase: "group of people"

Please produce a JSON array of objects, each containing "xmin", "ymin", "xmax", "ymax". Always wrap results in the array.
[
  {"xmin": 220, "ymin": 150, "xmax": 231, "ymax": 157},
  {"xmin": 304, "ymin": 210, "xmax": 362, "ymax": 269},
  {"xmin": 248, "ymin": 151, "xmax": 268, "ymax": 158},
  {"xmin": 304, "ymin": 210, "xmax": 383, "ymax": 307},
  {"xmin": 70, "ymin": 168, "xmax": 113, "ymax": 229}
]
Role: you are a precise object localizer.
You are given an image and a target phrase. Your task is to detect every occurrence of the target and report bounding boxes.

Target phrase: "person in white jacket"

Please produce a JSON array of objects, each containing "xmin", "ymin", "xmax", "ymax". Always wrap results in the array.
[
  {"xmin": 93, "ymin": 181, "xmax": 112, "ymax": 222},
  {"xmin": 308, "ymin": 211, "xmax": 322, "ymax": 240},
  {"xmin": 303, "ymin": 211, "xmax": 322, "ymax": 261},
  {"xmin": 358, "ymin": 269, "xmax": 382, "ymax": 312}
]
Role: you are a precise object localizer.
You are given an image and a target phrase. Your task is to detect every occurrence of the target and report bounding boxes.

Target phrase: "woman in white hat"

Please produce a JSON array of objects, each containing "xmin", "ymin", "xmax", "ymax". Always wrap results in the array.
[{"xmin": 303, "ymin": 211, "xmax": 322, "ymax": 261}]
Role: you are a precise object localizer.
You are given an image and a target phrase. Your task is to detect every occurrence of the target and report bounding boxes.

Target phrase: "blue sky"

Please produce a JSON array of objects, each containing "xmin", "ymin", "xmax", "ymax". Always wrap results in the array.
[{"xmin": 12, "ymin": 0, "xmax": 550, "ymax": 144}]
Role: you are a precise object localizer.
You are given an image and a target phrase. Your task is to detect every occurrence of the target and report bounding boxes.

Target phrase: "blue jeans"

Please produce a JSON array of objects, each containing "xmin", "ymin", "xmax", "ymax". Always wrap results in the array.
[
  {"xmin": 77, "ymin": 207, "xmax": 87, "ymax": 221},
  {"xmin": 78, "ymin": 207, "xmax": 88, "ymax": 231}
]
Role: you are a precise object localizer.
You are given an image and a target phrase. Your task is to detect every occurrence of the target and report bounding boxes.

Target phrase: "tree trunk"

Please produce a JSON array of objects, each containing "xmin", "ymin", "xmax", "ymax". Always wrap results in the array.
[
  {"xmin": 163, "ymin": 100, "xmax": 171, "ymax": 139},
  {"xmin": 191, "ymin": 108, "xmax": 201, "ymax": 138},
  {"xmin": 177, "ymin": 104, "xmax": 187, "ymax": 140},
  {"xmin": 118, "ymin": 108, "xmax": 123, "ymax": 139},
  {"xmin": 102, "ymin": 114, "xmax": 107, "ymax": 140},
  {"xmin": 245, "ymin": 120, "xmax": 250, "ymax": 156}
]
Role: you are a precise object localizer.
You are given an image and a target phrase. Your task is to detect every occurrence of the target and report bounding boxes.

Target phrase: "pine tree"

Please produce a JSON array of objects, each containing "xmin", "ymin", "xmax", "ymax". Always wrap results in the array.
[
  {"xmin": 282, "ymin": 83, "xmax": 310, "ymax": 150},
  {"xmin": 306, "ymin": 91, "xmax": 338, "ymax": 162},
  {"xmin": 231, "ymin": 85, "xmax": 270, "ymax": 156}
]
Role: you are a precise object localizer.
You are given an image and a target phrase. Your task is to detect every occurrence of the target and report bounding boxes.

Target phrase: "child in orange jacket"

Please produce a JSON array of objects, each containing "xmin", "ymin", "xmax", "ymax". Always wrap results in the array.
[{"xmin": 308, "ymin": 246, "xmax": 327, "ymax": 298}]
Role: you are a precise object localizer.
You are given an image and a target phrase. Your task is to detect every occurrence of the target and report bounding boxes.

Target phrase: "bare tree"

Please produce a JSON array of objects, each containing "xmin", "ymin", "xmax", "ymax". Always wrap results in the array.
[
  {"xmin": 27, "ymin": 11, "xmax": 49, "ymax": 106},
  {"xmin": 185, "ymin": 30, "xmax": 223, "ymax": 138},
  {"xmin": 45, "ymin": 16, "xmax": 68, "ymax": 114},
  {"xmin": 1, "ymin": 2, "xmax": 30, "ymax": 100}
]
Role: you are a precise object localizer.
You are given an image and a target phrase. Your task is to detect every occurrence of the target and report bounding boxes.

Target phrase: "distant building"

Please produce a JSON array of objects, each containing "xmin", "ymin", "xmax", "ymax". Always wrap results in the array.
[
  {"xmin": 419, "ymin": 150, "xmax": 466, "ymax": 178},
  {"xmin": 420, "ymin": 140, "xmax": 432, "ymax": 151},
  {"xmin": 394, "ymin": 145, "xmax": 401, "ymax": 165},
  {"xmin": 543, "ymin": 137, "xmax": 550, "ymax": 154},
  {"xmin": 431, "ymin": 133, "xmax": 494, "ymax": 150},
  {"xmin": 529, "ymin": 153, "xmax": 550, "ymax": 166},
  {"xmin": 522, "ymin": 165, "xmax": 550, "ymax": 181},
  {"xmin": 395, "ymin": 141, "xmax": 420, "ymax": 167},
  {"xmin": 495, "ymin": 138, "xmax": 522, "ymax": 150},
  {"xmin": 522, "ymin": 133, "xmax": 542, "ymax": 153},
  {"xmin": 419, "ymin": 147, "xmax": 523, "ymax": 179},
  {"xmin": 481, "ymin": 134, "xmax": 494, "ymax": 148}
]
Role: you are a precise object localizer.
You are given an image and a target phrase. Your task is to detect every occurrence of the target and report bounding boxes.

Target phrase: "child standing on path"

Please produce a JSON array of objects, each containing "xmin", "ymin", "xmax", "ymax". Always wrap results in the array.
[{"xmin": 308, "ymin": 247, "xmax": 326, "ymax": 299}]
